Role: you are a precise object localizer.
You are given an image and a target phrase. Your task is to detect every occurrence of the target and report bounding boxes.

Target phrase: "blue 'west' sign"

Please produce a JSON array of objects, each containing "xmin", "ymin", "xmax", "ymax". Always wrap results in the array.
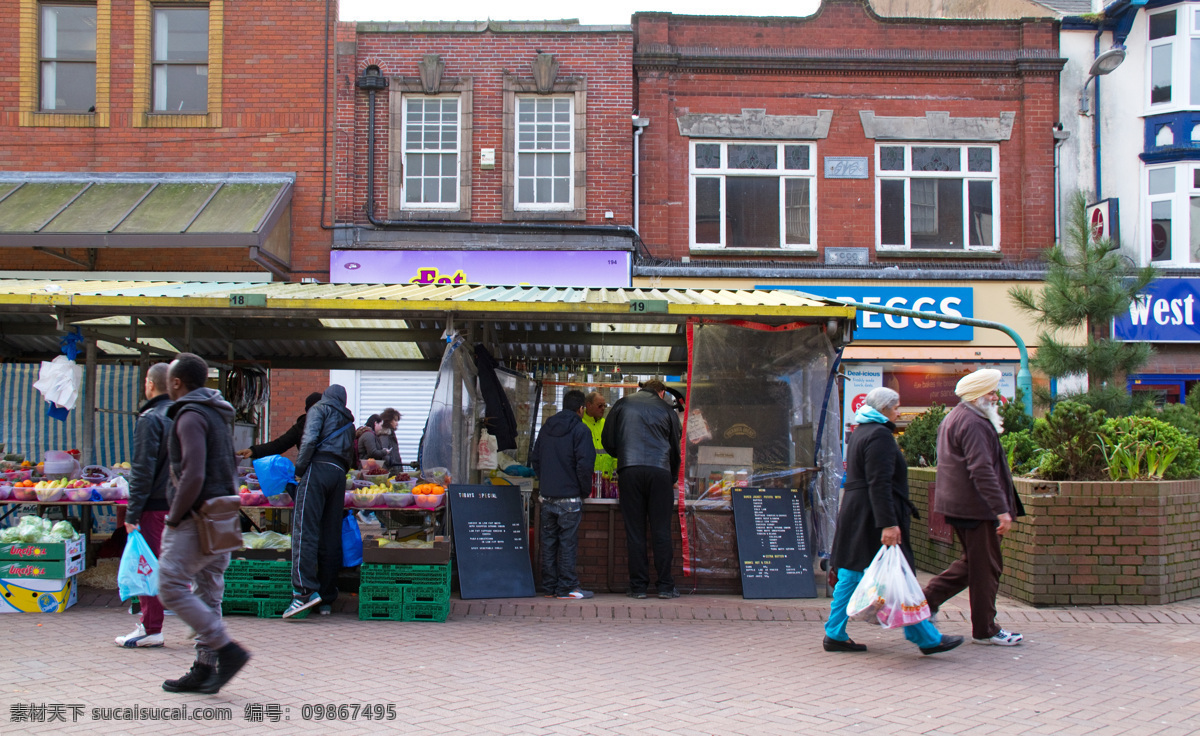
[
  {"xmin": 1113, "ymin": 278, "xmax": 1200, "ymax": 343},
  {"xmin": 765, "ymin": 286, "xmax": 974, "ymax": 341}
]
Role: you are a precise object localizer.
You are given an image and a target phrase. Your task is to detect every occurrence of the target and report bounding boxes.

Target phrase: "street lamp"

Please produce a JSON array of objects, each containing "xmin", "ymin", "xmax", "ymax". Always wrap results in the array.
[{"xmin": 1079, "ymin": 45, "xmax": 1127, "ymax": 115}]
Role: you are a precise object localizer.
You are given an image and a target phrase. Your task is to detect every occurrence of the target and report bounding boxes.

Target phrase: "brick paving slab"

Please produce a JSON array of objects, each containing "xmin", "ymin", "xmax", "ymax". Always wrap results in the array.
[{"xmin": 2, "ymin": 586, "xmax": 1198, "ymax": 735}]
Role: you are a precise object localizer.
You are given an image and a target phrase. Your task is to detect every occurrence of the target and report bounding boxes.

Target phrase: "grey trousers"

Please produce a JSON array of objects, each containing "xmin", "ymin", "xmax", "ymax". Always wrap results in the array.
[{"xmin": 158, "ymin": 517, "xmax": 231, "ymax": 656}]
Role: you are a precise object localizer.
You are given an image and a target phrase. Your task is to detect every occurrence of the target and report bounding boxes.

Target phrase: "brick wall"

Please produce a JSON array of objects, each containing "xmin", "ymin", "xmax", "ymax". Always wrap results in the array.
[
  {"xmin": 633, "ymin": 0, "xmax": 1060, "ymax": 263},
  {"xmin": 263, "ymin": 368, "xmax": 331, "ymax": 458},
  {"xmin": 0, "ymin": 0, "xmax": 333, "ymax": 279},
  {"xmin": 908, "ymin": 468, "xmax": 1200, "ymax": 606},
  {"xmin": 338, "ymin": 24, "xmax": 633, "ymax": 225}
]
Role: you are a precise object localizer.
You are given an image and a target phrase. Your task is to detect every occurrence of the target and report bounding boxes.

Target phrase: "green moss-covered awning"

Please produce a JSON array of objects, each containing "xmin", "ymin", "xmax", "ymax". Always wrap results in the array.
[{"xmin": 0, "ymin": 173, "xmax": 293, "ymax": 250}]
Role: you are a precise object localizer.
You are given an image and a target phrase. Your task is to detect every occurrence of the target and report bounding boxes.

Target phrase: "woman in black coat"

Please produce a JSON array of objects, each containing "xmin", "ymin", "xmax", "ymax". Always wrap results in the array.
[{"xmin": 823, "ymin": 387, "xmax": 962, "ymax": 656}]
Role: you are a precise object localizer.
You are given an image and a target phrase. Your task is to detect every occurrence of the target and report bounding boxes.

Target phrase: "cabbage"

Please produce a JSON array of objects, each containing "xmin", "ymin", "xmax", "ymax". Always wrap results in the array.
[{"xmin": 49, "ymin": 520, "xmax": 77, "ymax": 540}]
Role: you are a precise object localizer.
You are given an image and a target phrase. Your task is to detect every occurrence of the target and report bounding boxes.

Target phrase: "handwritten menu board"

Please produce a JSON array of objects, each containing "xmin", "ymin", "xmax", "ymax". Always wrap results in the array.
[
  {"xmin": 448, "ymin": 485, "xmax": 535, "ymax": 599},
  {"xmin": 730, "ymin": 487, "xmax": 816, "ymax": 599}
]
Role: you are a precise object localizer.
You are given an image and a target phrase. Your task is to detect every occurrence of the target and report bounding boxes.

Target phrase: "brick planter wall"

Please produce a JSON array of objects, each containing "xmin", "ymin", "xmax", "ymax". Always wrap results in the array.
[{"xmin": 908, "ymin": 468, "xmax": 1200, "ymax": 606}]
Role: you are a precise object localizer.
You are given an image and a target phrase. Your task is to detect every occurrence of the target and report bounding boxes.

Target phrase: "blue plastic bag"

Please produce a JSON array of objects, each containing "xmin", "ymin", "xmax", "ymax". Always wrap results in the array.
[
  {"xmin": 117, "ymin": 529, "xmax": 159, "ymax": 601},
  {"xmin": 253, "ymin": 455, "xmax": 296, "ymax": 498},
  {"xmin": 342, "ymin": 512, "xmax": 363, "ymax": 568}
]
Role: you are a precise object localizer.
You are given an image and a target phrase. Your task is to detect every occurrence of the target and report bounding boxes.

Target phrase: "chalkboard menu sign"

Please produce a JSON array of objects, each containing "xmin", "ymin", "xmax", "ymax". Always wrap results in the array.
[
  {"xmin": 730, "ymin": 487, "xmax": 816, "ymax": 599},
  {"xmin": 448, "ymin": 485, "xmax": 536, "ymax": 600}
]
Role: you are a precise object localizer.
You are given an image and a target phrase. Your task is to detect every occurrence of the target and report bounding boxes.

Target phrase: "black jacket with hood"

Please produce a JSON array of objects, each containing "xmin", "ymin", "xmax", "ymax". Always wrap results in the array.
[
  {"xmin": 165, "ymin": 387, "xmax": 237, "ymax": 526},
  {"xmin": 126, "ymin": 393, "xmax": 174, "ymax": 526},
  {"xmin": 296, "ymin": 385, "xmax": 355, "ymax": 476},
  {"xmin": 531, "ymin": 409, "xmax": 596, "ymax": 498}
]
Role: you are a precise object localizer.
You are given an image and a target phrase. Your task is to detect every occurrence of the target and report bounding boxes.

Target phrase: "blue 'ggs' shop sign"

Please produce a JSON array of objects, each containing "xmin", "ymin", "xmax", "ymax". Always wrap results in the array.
[
  {"xmin": 766, "ymin": 286, "xmax": 974, "ymax": 341},
  {"xmin": 1113, "ymin": 278, "xmax": 1200, "ymax": 342}
]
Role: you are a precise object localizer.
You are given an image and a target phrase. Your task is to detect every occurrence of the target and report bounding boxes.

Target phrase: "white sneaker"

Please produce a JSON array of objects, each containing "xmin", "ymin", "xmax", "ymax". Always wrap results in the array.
[
  {"xmin": 973, "ymin": 629, "xmax": 1023, "ymax": 646},
  {"xmin": 115, "ymin": 623, "xmax": 165, "ymax": 648}
]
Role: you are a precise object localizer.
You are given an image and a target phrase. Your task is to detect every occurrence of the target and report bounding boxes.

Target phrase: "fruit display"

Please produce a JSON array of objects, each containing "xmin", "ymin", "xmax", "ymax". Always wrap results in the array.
[
  {"xmin": 412, "ymin": 483, "xmax": 446, "ymax": 496},
  {"xmin": 352, "ymin": 482, "xmax": 391, "ymax": 508}
]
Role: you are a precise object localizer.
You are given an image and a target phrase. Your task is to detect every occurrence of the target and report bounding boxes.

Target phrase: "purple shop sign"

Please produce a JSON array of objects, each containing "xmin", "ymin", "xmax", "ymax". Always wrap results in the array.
[{"xmin": 330, "ymin": 250, "xmax": 631, "ymax": 288}]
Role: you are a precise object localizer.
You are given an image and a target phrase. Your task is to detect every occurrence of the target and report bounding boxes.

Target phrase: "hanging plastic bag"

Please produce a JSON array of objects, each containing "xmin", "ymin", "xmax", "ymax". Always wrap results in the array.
[
  {"xmin": 253, "ymin": 455, "xmax": 297, "ymax": 499},
  {"xmin": 342, "ymin": 512, "xmax": 363, "ymax": 568},
  {"xmin": 117, "ymin": 529, "xmax": 159, "ymax": 601},
  {"xmin": 477, "ymin": 429, "xmax": 498, "ymax": 470},
  {"xmin": 32, "ymin": 355, "xmax": 84, "ymax": 411},
  {"xmin": 876, "ymin": 547, "xmax": 932, "ymax": 629}
]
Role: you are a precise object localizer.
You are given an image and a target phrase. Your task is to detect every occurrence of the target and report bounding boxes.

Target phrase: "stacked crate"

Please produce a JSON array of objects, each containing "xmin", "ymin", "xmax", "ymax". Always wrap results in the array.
[
  {"xmin": 358, "ymin": 563, "xmax": 450, "ymax": 622},
  {"xmin": 222, "ymin": 558, "xmax": 308, "ymax": 619}
]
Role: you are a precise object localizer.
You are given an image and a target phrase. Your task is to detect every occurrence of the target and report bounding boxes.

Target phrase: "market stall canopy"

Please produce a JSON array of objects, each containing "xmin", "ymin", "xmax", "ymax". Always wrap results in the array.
[
  {"xmin": 0, "ymin": 173, "xmax": 293, "ymax": 276},
  {"xmin": 0, "ymin": 280, "xmax": 856, "ymax": 372}
]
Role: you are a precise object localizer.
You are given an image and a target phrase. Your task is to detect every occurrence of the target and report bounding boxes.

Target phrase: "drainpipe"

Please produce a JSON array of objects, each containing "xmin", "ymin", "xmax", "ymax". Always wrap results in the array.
[
  {"xmin": 633, "ymin": 116, "xmax": 649, "ymax": 233},
  {"xmin": 834, "ymin": 298, "xmax": 1034, "ymax": 418},
  {"xmin": 1093, "ymin": 31, "xmax": 1103, "ymax": 198},
  {"xmin": 1053, "ymin": 125, "xmax": 1070, "ymax": 244}
]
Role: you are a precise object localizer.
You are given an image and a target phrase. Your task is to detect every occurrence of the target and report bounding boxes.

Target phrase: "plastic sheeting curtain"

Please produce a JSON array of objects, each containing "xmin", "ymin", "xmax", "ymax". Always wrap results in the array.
[
  {"xmin": 418, "ymin": 335, "xmax": 481, "ymax": 486},
  {"xmin": 682, "ymin": 321, "xmax": 843, "ymax": 581}
]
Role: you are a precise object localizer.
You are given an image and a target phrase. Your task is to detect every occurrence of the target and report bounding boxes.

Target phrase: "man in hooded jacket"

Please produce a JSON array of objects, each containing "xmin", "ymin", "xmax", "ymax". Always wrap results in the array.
[
  {"xmin": 530, "ymin": 390, "xmax": 596, "ymax": 599},
  {"xmin": 158, "ymin": 353, "xmax": 250, "ymax": 694},
  {"xmin": 284, "ymin": 384, "xmax": 355, "ymax": 618}
]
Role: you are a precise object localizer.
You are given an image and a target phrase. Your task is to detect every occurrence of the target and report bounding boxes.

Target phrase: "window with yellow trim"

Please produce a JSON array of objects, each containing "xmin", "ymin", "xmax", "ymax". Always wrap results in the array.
[
  {"xmin": 151, "ymin": 5, "xmax": 208, "ymax": 112},
  {"xmin": 39, "ymin": 3, "xmax": 97, "ymax": 112}
]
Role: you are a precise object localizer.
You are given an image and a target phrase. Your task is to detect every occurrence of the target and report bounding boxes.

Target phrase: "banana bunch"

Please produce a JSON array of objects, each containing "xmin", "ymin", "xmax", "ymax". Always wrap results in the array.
[
  {"xmin": 359, "ymin": 483, "xmax": 390, "ymax": 495},
  {"xmin": 34, "ymin": 479, "xmax": 70, "ymax": 490}
]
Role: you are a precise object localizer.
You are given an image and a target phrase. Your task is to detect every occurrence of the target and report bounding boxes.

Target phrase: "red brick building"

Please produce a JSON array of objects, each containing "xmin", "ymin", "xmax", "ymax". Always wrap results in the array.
[
  {"xmin": 631, "ymin": 2, "xmax": 1065, "ymax": 418},
  {"xmin": 0, "ymin": 0, "xmax": 333, "ymax": 279},
  {"xmin": 331, "ymin": 19, "xmax": 635, "ymax": 288}
]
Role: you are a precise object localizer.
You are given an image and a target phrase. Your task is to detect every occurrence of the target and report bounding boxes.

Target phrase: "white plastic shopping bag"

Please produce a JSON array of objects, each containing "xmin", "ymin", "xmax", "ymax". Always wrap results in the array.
[
  {"xmin": 848, "ymin": 545, "xmax": 932, "ymax": 629},
  {"xmin": 476, "ymin": 429, "xmax": 498, "ymax": 470}
]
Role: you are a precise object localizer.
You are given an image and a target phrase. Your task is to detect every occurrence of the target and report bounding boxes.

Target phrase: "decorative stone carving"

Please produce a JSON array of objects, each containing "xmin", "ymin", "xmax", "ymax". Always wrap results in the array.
[
  {"xmin": 859, "ymin": 111, "xmax": 1016, "ymax": 141},
  {"xmin": 531, "ymin": 53, "xmax": 559, "ymax": 93},
  {"xmin": 676, "ymin": 109, "xmax": 833, "ymax": 140},
  {"xmin": 418, "ymin": 54, "xmax": 445, "ymax": 95}
]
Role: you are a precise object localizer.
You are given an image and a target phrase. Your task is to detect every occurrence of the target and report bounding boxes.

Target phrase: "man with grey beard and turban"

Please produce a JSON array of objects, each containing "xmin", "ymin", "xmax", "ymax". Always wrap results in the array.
[{"xmin": 923, "ymin": 369, "xmax": 1026, "ymax": 646}]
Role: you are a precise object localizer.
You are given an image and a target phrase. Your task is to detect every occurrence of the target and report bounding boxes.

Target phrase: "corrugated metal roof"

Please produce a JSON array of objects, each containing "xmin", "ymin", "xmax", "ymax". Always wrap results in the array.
[
  {"xmin": 0, "ymin": 280, "xmax": 852, "ymax": 318},
  {"xmin": 0, "ymin": 279, "xmax": 853, "ymax": 370}
]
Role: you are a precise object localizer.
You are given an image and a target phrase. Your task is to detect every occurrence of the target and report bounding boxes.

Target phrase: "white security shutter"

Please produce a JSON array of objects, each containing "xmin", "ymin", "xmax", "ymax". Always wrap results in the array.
[{"xmin": 333, "ymin": 370, "xmax": 438, "ymax": 466}]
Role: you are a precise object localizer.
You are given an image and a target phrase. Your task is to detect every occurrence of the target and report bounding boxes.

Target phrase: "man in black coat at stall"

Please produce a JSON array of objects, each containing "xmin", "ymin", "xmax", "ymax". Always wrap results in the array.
[
  {"xmin": 601, "ymin": 379, "xmax": 682, "ymax": 600},
  {"xmin": 823, "ymin": 386, "xmax": 962, "ymax": 656},
  {"xmin": 530, "ymin": 389, "xmax": 596, "ymax": 599}
]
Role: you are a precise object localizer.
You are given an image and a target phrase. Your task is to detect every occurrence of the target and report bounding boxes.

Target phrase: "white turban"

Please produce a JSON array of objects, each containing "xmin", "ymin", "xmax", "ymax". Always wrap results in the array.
[{"xmin": 955, "ymin": 369, "xmax": 1002, "ymax": 402}]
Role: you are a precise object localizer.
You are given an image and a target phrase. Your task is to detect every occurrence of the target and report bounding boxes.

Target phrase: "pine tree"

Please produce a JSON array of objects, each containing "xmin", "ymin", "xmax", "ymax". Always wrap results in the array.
[{"xmin": 1009, "ymin": 192, "xmax": 1157, "ymax": 394}]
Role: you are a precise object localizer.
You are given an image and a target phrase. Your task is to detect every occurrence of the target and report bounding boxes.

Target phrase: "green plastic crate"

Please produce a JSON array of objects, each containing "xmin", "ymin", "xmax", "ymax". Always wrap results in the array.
[
  {"xmin": 225, "ymin": 559, "xmax": 291, "ymax": 583},
  {"xmin": 404, "ymin": 584, "xmax": 450, "ymax": 605},
  {"xmin": 402, "ymin": 600, "xmax": 449, "ymax": 622},
  {"xmin": 224, "ymin": 578, "xmax": 293, "ymax": 597},
  {"xmin": 358, "ymin": 584, "xmax": 406, "ymax": 604},
  {"xmin": 360, "ymin": 563, "xmax": 449, "ymax": 587},
  {"xmin": 358, "ymin": 600, "xmax": 405, "ymax": 621},
  {"xmin": 222, "ymin": 596, "xmax": 309, "ymax": 619}
]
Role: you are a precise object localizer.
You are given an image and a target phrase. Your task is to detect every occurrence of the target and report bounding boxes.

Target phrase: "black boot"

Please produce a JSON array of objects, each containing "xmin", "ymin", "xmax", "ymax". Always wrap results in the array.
[
  {"xmin": 208, "ymin": 641, "xmax": 251, "ymax": 693},
  {"xmin": 162, "ymin": 661, "xmax": 217, "ymax": 693}
]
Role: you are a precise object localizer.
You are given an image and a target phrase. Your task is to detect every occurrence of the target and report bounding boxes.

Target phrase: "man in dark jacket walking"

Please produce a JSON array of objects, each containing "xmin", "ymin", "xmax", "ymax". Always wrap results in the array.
[
  {"xmin": 531, "ymin": 390, "xmax": 596, "ymax": 599},
  {"xmin": 924, "ymin": 368, "xmax": 1025, "ymax": 647},
  {"xmin": 601, "ymin": 379, "xmax": 682, "ymax": 599},
  {"xmin": 284, "ymin": 384, "xmax": 355, "ymax": 618},
  {"xmin": 158, "ymin": 353, "xmax": 250, "ymax": 694},
  {"xmin": 116, "ymin": 362, "xmax": 173, "ymax": 648}
]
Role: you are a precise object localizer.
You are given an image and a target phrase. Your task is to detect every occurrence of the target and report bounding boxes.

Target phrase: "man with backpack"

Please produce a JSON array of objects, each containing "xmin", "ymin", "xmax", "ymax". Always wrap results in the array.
[{"xmin": 284, "ymin": 384, "xmax": 355, "ymax": 618}]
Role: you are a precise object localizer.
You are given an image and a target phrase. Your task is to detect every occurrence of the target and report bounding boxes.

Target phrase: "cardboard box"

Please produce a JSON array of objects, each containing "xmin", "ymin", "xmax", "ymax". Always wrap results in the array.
[
  {"xmin": 0, "ymin": 536, "xmax": 85, "ymax": 562},
  {"xmin": 362, "ymin": 540, "xmax": 450, "ymax": 566},
  {"xmin": 0, "ymin": 554, "xmax": 84, "ymax": 579},
  {"xmin": 0, "ymin": 575, "xmax": 78, "ymax": 613}
]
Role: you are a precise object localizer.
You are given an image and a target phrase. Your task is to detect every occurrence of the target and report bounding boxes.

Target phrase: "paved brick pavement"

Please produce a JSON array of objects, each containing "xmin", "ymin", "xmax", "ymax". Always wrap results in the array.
[{"xmin": 2, "ymin": 584, "xmax": 1198, "ymax": 735}]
